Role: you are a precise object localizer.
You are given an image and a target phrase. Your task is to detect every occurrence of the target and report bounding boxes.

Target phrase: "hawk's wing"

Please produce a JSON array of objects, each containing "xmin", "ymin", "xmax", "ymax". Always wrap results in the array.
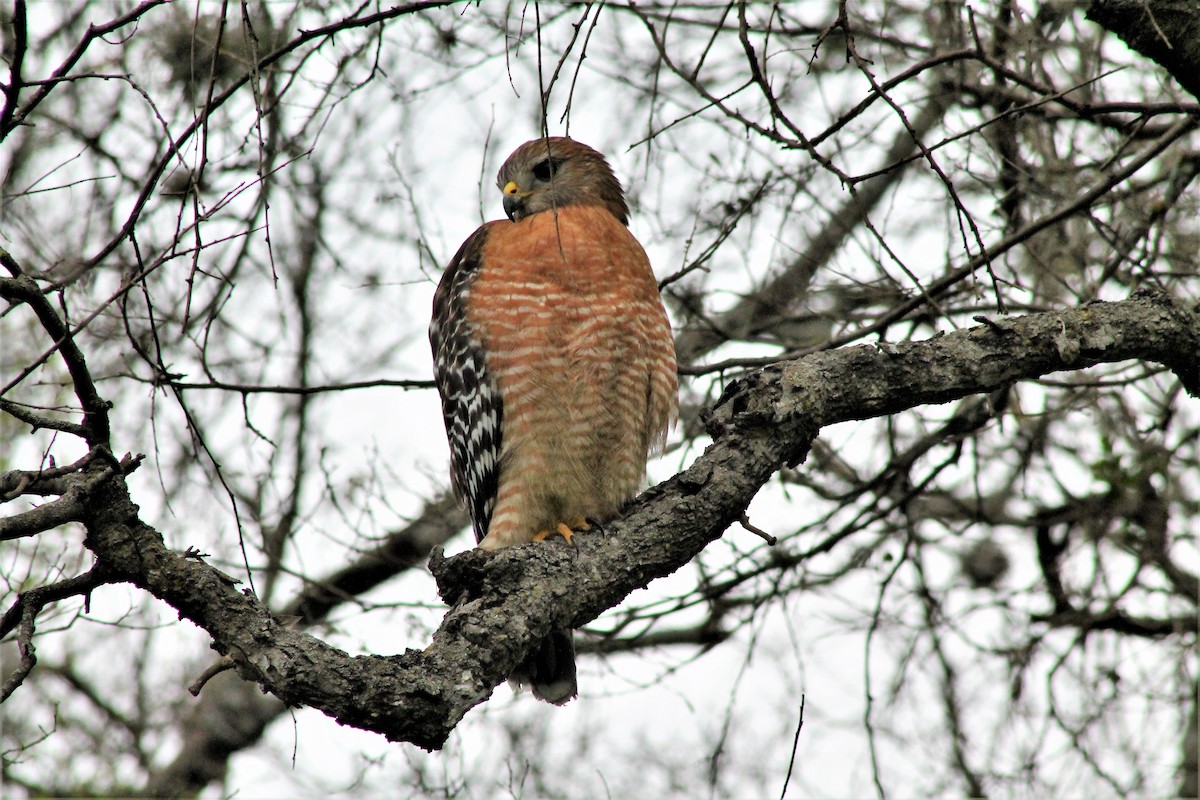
[{"xmin": 429, "ymin": 223, "xmax": 503, "ymax": 542}]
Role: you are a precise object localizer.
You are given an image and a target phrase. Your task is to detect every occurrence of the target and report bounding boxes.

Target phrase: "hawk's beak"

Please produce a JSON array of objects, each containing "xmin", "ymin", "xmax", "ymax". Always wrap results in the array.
[
  {"xmin": 502, "ymin": 180, "xmax": 527, "ymax": 221},
  {"xmin": 502, "ymin": 193, "xmax": 524, "ymax": 221}
]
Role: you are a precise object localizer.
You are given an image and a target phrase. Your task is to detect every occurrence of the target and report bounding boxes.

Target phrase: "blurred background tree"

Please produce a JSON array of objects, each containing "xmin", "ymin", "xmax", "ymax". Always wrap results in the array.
[{"xmin": 1, "ymin": 1, "xmax": 1197, "ymax": 797}]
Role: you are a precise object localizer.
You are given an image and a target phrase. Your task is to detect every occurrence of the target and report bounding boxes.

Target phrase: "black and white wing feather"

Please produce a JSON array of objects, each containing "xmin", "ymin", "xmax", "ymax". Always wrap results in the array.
[{"xmin": 429, "ymin": 225, "xmax": 503, "ymax": 542}]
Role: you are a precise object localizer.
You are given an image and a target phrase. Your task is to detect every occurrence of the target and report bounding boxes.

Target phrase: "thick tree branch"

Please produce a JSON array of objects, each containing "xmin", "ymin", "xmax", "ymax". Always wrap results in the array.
[
  {"xmin": 138, "ymin": 495, "xmax": 468, "ymax": 796},
  {"xmin": 1088, "ymin": 1, "xmax": 1200, "ymax": 101},
  {"xmin": 74, "ymin": 290, "xmax": 1199, "ymax": 750},
  {"xmin": 0, "ymin": 450, "xmax": 142, "ymax": 540},
  {"xmin": 0, "ymin": 493, "xmax": 90, "ymax": 541}
]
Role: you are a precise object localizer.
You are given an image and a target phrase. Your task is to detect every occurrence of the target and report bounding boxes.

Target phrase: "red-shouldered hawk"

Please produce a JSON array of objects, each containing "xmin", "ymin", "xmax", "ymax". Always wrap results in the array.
[{"xmin": 429, "ymin": 137, "xmax": 678, "ymax": 704}]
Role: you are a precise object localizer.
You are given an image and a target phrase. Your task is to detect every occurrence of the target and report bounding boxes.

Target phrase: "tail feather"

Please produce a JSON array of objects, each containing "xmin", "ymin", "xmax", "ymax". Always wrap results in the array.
[{"xmin": 511, "ymin": 628, "xmax": 577, "ymax": 705}]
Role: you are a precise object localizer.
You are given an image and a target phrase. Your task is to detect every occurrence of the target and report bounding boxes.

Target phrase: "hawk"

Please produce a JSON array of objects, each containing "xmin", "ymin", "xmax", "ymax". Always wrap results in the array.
[{"xmin": 429, "ymin": 137, "xmax": 678, "ymax": 704}]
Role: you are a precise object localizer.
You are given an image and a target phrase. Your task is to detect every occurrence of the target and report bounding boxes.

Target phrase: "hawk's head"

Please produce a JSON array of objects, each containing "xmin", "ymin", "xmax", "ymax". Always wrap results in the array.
[{"xmin": 496, "ymin": 137, "xmax": 629, "ymax": 226}]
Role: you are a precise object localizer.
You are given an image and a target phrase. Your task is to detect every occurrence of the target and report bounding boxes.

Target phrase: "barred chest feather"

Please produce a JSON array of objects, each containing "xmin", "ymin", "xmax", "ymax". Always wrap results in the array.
[{"xmin": 464, "ymin": 206, "xmax": 676, "ymax": 549}]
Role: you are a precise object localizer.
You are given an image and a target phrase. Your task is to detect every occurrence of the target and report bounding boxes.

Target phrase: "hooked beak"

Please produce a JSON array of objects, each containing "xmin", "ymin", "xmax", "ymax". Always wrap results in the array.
[
  {"xmin": 502, "ymin": 192, "xmax": 524, "ymax": 221},
  {"xmin": 502, "ymin": 180, "xmax": 527, "ymax": 221}
]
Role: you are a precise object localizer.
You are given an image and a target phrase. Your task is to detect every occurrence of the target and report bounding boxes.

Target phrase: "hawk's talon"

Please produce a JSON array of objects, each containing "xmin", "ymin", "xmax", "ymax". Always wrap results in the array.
[{"xmin": 532, "ymin": 519, "xmax": 588, "ymax": 546}]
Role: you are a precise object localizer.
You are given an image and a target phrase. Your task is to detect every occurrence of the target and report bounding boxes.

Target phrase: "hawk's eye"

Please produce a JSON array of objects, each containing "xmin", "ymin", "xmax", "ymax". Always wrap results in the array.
[{"xmin": 532, "ymin": 158, "xmax": 562, "ymax": 183}]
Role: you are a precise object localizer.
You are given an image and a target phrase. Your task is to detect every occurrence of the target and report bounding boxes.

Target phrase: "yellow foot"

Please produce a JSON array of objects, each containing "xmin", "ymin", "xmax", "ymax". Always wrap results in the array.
[{"xmin": 532, "ymin": 519, "xmax": 590, "ymax": 545}]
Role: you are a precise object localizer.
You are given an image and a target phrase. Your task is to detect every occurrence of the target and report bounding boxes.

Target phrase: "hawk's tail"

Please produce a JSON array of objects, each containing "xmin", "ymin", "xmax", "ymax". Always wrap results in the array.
[{"xmin": 512, "ymin": 628, "xmax": 577, "ymax": 705}]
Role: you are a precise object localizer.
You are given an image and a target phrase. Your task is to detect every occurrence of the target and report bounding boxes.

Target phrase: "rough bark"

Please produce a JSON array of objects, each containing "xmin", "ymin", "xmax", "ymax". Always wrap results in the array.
[
  {"xmin": 1087, "ymin": 1, "xmax": 1200, "ymax": 100},
  {"xmin": 141, "ymin": 494, "xmax": 466, "ymax": 797}
]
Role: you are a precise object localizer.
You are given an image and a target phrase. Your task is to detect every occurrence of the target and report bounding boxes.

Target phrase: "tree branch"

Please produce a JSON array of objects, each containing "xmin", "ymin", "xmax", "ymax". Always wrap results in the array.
[
  {"xmin": 281, "ymin": 493, "xmax": 467, "ymax": 624},
  {"xmin": 1, "ymin": 450, "xmax": 142, "ymax": 540},
  {"xmin": 140, "ymin": 494, "xmax": 468, "ymax": 795},
  {"xmin": 1088, "ymin": 1, "xmax": 1200, "ymax": 101},
  {"xmin": 0, "ymin": 566, "xmax": 115, "ymax": 701},
  {"xmin": 0, "ymin": 260, "xmax": 112, "ymax": 447},
  {"xmin": 74, "ymin": 290, "xmax": 1200, "ymax": 749}
]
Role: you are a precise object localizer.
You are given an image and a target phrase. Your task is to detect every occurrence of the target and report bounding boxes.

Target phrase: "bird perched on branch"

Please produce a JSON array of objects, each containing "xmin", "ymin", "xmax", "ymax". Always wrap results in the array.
[{"xmin": 429, "ymin": 137, "xmax": 678, "ymax": 704}]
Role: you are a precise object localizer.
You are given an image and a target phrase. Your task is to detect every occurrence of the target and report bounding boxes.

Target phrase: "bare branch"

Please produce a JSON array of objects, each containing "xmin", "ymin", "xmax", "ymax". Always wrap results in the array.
[
  {"xmin": 0, "ymin": 566, "xmax": 114, "ymax": 701},
  {"xmin": 0, "ymin": 257, "xmax": 112, "ymax": 447}
]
